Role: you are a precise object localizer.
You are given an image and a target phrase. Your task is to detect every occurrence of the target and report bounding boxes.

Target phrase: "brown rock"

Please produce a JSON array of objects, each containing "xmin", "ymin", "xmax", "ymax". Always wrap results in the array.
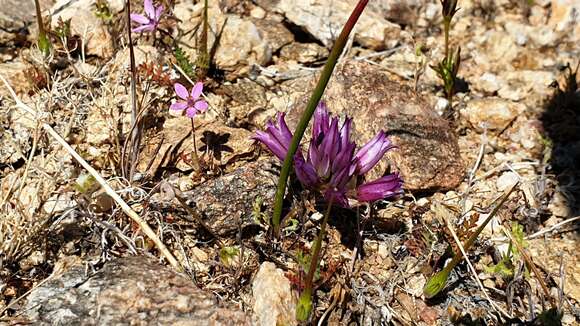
[
  {"xmin": 138, "ymin": 119, "xmax": 256, "ymax": 176},
  {"xmin": 286, "ymin": 61, "xmax": 464, "ymax": 191},
  {"xmin": 50, "ymin": 0, "xmax": 115, "ymax": 58},
  {"xmin": 184, "ymin": 159, "xmax": 278, "ymax": 236},
  {"xmin": 461, "ymin": 97, "xmax": 525, "ymax": 132},
  {"xmin": 22, "ymin": 255, "xmax": 249, "ymax": 325},
  {"xmin": 280, "ymin": 42, "xmax": 328, "ymax": 64}
]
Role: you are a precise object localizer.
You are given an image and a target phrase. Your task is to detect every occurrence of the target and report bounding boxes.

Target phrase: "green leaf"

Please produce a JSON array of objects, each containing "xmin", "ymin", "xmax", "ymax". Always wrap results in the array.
[
  {"xmin": 423, "ymin": 268, "xmax": 451, "ymax": 299},
  {"xmin": 219, "ymin": 246, "xmax": 239, "ymax": 267},
  {"xmin": 174, "ymin": 47, "xmax": 196, "ymax": 79}
]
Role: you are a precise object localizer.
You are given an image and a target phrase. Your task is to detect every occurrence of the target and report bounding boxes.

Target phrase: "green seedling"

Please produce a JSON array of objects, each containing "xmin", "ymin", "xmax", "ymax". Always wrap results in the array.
[
  {"xmin": 484, "ymin": 222, "xmax": 529, "ymax": 279},
  {"xmin": 94, "ymin": 0, "xmax": 114, "ymax": 22},
  {"xmin": 432, "ymin": 0, "xmax": 462, "ymax": 111},
  {"xmin": 219, "ymin": 246, "xmax": 239, "ymax": 268},
  {"xmin": 174, "ymin": 46, "xmax": 196, "ymax": 80},
  {"xmin": 424, "ymin": 183, "xmax": 518, "ymax": 298},
  {"xmin": 75, "ymin": 173, "xmax": 98, "ymax": 194},
  {"xmin": 251, "ymin": 196, "xmax": 269, "ymax": 225}
]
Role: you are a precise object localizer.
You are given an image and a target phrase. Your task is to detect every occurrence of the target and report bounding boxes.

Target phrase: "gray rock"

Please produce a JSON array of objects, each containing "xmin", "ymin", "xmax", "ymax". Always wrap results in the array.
[
  {"xmin": 22, "ymin": 255, "xmax": 249, "ymax": 325},
  {"xmin": 185, "ymin": 159, "xmax": 278, "ymax": 236},
  {"xmin": 257, "ymin": 0, "xmax": 401, "ymax": 50},
  {"xmin": 285, "ymin": 61, "xmax": 464, "ymax": 191}
]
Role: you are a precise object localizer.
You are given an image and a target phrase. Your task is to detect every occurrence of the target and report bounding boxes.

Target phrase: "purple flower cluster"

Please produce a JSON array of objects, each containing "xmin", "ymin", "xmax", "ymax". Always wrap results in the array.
[
  {"xmin": 130, "ymin": 0, "xmax": 164, "ymax": 33},
  {"xmin": 254, "ymin": 102, "xmax": 403, "ymax": 207}
]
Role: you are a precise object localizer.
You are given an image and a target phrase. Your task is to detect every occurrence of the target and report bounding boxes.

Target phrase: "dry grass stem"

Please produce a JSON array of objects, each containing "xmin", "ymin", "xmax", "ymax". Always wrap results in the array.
[
  {"xmin": 443, "ymin": 213, "xmax": 512, "ymax": 318},
  {"xmin": 0, "ymin": 73, "xmax": 182, "ymax": 272}
]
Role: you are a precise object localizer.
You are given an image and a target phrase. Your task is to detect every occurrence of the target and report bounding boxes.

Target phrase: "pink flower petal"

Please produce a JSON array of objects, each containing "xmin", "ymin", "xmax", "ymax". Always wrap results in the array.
[
  {"xmin": 132, "ymin": 24, "xmax": 155, "ymax": 33},
  {"xmin": 185, "ymin": 107, "xmax": 197, "ymax": 118},
  {"xmin": 155, "ymin": 5, "xmax": 164, "ymax": 20},
  {"xmin": 191, "ymin": 82, "xmax": 203, "ymax": 99},
  {"xmin": 130, "ymin": 13, "xmax": 149, "ymax": 24},
  {"xmin": 174, "ymin": 83, "xmax": 189, "ymax": 100},
  {"xmin": 194, "ymin": 100, "xmax": 208, "ymax": 112},
  {"xmin": 144, "ymin": 0, "xmax": 155, "ymax": 18},
  {"xmin": 170, "ymin": 101, "xmax": 188, "ymax": 111}
]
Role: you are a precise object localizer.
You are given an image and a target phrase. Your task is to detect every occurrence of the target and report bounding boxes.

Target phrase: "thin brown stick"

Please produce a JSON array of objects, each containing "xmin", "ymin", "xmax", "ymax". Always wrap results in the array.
[
  {"xmin": 444, "ymin": 215, "xmax": 512, "ymax": 318},
  {"xmin": 0, "ymin": 73, "xmax": 182, "ymax": 272},
  {"xmin": 124, "ymin": 0, "xmax": 141, "ymax": 181},
  {"xmin": 502, "ymin": 225, "xmax": 557, "ymax": 309}
]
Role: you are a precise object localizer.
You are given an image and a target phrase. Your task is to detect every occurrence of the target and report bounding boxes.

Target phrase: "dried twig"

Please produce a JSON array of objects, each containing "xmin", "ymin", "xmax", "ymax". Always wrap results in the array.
[
  {"xmin": 501, "ymin": 225, "xmax": 557, "ymax": 309},
  {"xmin": 443, "ymin": 215, "xmax": 512, "ymax": 318},
  {"xmin": 124, "ymin": 0, "xmax": 142, "ymax": 181},
  {"xmin": 526, "ymin": 215, "xmax": 580, "ymax": 240},
  {"xmin": 0, "ymin": 73, "xmax": 182, "ymax": 271}
]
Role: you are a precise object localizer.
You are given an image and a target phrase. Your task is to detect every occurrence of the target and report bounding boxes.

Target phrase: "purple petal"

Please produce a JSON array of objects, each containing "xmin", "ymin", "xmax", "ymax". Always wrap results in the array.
[
  {"xmin": 339, "ymin": 118, "xmax": 352, "ymax": 149},
  {"xmin": 174, "ymin": 83, "xmax": 189, "ymax": 100},
  {"xmin": 170, "ymin": 101, "xmax": 188, "ymax": 111},
  {"xmin": 130, "ymin": 13, "xmax": 149, "ymax": 24},
  {"xmin": 144, "ymin": 0, "xmax": 155, "ymax": 18},
  {"xmin": 331, "ymin": 142, "xmax": 355, "ymax": 182},
  {"xmin": 356, "ymin": 173, "xmax": 403, "ymax": 202},
  {"xmin": 354, "ymin": 132, "xmax": 395, "ymax": 175},
  {"xmin": 155, "ymin": 5, "xmax": 164, "ymax": 21},
  {"xmin": 277, "ymin": 112, "xmax": 293, "ymax": 142},
  {"xmin": 132, "ymin": 24, "xmax": 155, "ymax": 33},
  {"xmin": 191, "ymin": 82, "xmax": 203, "ymax": 99},
  {"xmin": 194, "ymin": 100, "xmax": 208, "ymax": 112},
  {"xmin": 324, "ymin": 189, "xmax": 349, "ymax": 208},
  {"xmin": 308, "ymin": 141, "xmax": 320, "ymax": 171},
  {"xmin": 185, "ymin": 106, "xmax": 197, "ymax": 118},
  {"xmin": 253, "ymin": 130, "xmax": 288, "ymax": 161},
  {"xmin": 312, "ymin": 101, "xmax": 330, "ymax": 139},
  {"xmin": 294, "ymin": 156, "xmax": 319, "ymax": 188},
  {"xmin": 264, "ymin": 113, "xmax": 292, "ymax": 153}
]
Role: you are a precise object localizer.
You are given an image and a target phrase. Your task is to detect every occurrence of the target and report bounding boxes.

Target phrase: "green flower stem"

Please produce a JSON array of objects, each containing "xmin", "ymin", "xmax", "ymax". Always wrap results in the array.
[
  {"xmin": 443, "ymin": 18, "xmax": 451, "ymax": 59},
  {"xmin": 271, "ymin": 0, "xmax": 369, "ymax": 236},
  {"xmin": 34, "ymin": 0, "xmax": 50, "ymax": 57},
  {"xmin": 296, "ymin": 198, "xmax": 333, "ymax": 321},
  {"xmin": 424, "ymin": 183, "xmax": 518, "ymax": 298}
]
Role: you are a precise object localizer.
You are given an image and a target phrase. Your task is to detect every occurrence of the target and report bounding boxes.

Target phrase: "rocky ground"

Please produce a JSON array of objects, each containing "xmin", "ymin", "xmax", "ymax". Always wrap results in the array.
[{"xmin": 0, "ymin": 0, "xmax": 579, "ymax": 325}]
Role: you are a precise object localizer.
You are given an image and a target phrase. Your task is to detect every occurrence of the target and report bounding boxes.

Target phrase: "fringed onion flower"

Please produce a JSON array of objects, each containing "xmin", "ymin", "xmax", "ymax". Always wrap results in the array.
[{"xmin": 254, "ymin": 102, "xmax": 403, "ymax": 207}]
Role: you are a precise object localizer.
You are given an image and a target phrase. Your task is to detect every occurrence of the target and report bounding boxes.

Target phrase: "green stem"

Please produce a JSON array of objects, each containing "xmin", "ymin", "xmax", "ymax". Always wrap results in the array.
[
  {"xmin": 443, "ymin": 18, "xmax": 450, "ymax": 59},
  {"xmin": 296, "ymin": 199, "xmax": 333, "ymax": 321},
  {"xmin": 271, "ymin": 0, "xmax": 369, "ymax": 236},
  {"xmin": 34, "ymin": 0, "xmax": 50, "ymax": 57}
]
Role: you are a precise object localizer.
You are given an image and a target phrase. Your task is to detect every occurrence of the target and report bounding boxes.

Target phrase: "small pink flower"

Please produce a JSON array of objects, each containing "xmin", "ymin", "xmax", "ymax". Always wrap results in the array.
[
  {"xmin": 170, "ymin": 82, "xmax": 209, "ymax": 118},
  {"xmin": 130, "ymin": 0, "xmax": 164, "ymax": 33}
]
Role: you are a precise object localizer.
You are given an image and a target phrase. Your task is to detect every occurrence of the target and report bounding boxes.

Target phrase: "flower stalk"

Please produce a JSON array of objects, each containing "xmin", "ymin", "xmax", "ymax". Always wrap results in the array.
[
  {"xmin": 34, "ymin": 0, "xmax": 51, "ymax": 57},
  {"xmin": 271, "ymin": 0, "xmax": 370, "ymax": 236},
  {"xmin": 296, "ymin": 197, "xmax": 334, "ymax": 321}
]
